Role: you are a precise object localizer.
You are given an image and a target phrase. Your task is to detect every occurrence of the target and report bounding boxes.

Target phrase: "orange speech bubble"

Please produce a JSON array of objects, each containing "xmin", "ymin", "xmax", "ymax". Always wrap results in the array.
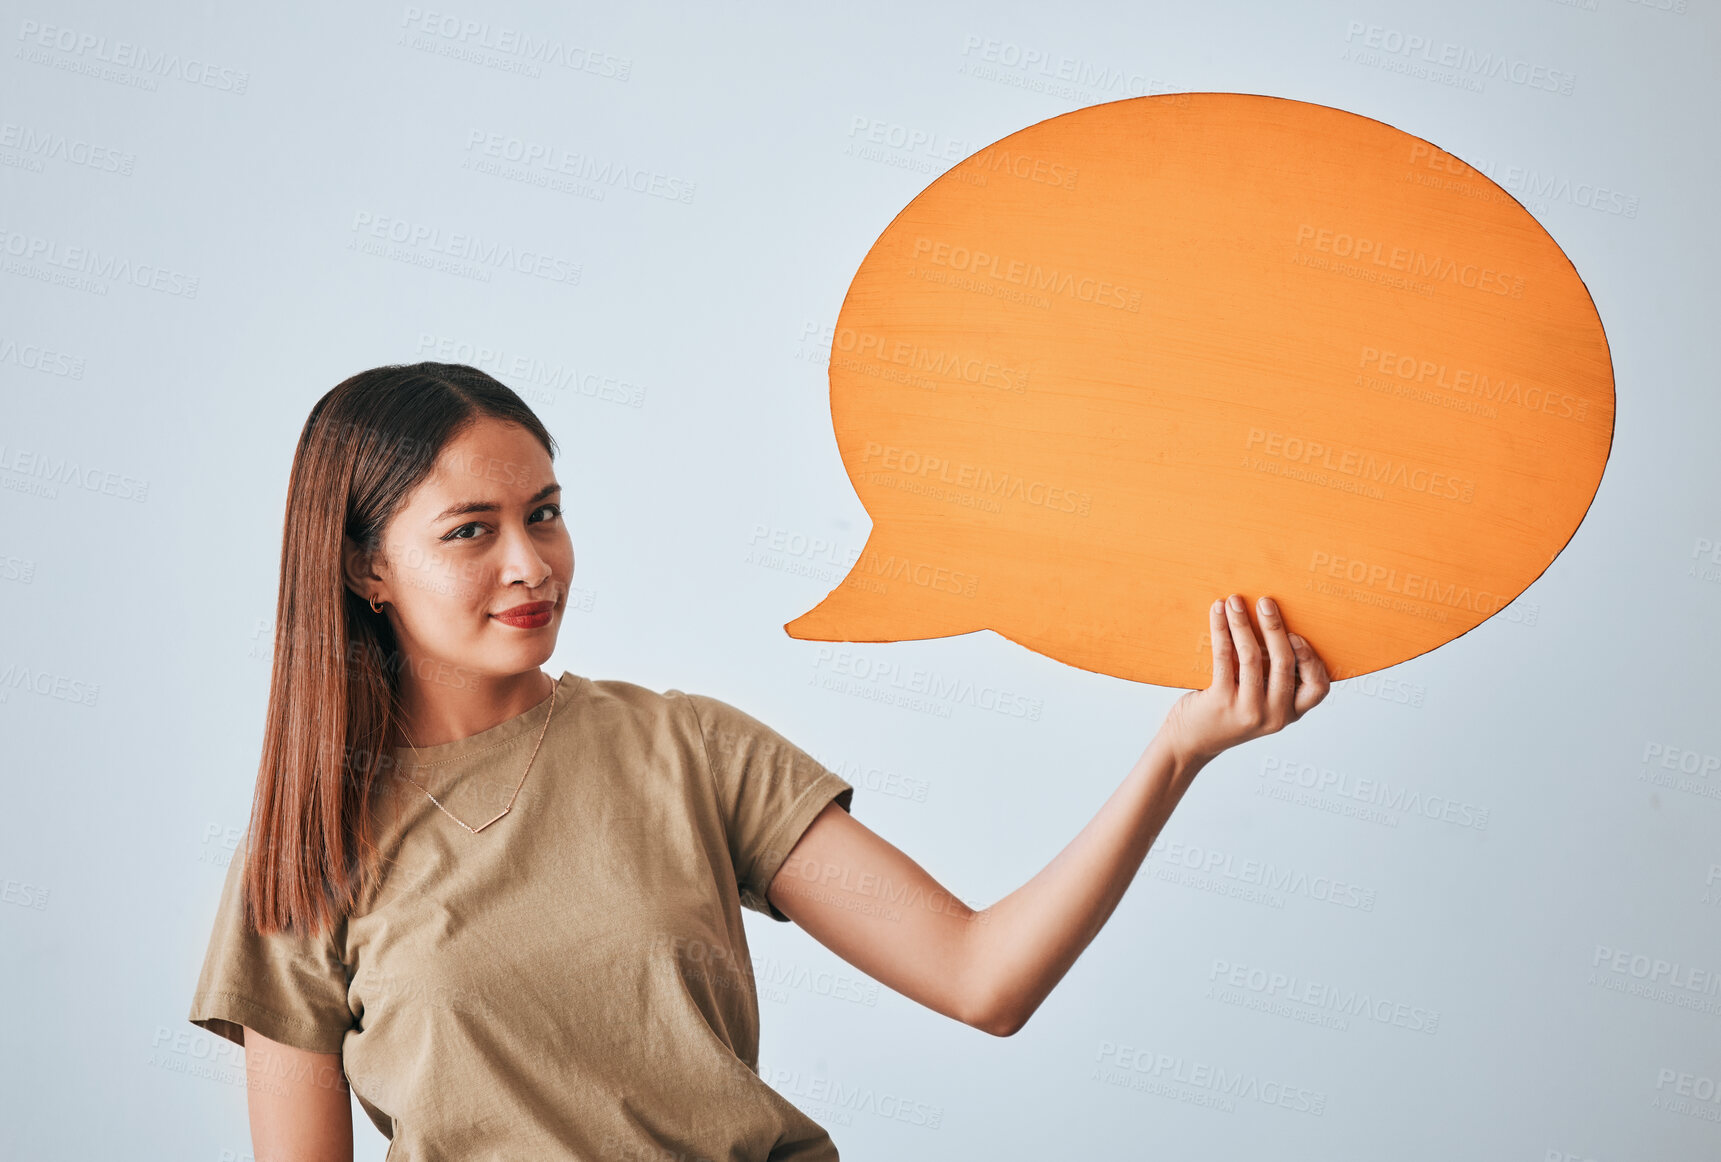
[{"xmin": 786, "ymin": 93, "xmax": 1614, "ymax": 687}]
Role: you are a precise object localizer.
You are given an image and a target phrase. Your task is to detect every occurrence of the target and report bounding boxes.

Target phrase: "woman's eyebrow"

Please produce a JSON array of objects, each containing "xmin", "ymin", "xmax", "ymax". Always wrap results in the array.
[{"xmin": 432, "ymin": 482, "xmax": 561, "ymax": 522}]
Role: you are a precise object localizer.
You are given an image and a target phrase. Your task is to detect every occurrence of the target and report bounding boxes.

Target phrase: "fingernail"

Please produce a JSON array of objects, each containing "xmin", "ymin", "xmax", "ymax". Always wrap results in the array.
[
  {"xmin": 1289, "ymin": 632, "xmax": 1305, "ymax": 647},
  {"xmin": 1259, "ymin": 595, "xmax": 1277, "ymax": 615},
  {"xmin": 1227, "ymin": 594, "xmax": 1245, "ymax": 612}
]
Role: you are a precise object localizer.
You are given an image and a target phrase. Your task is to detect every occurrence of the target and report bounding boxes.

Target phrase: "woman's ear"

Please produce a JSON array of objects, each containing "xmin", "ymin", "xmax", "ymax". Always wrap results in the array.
[{"xmin": 342, "ymin": 535, "xmax": 383, "ymax": 603}]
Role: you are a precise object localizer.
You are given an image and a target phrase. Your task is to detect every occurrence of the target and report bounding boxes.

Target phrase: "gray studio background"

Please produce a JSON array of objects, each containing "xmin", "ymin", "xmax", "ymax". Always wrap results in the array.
[{"xmin": 2, "ymin": 1, "xmax": 1718, "ymax": 1159}]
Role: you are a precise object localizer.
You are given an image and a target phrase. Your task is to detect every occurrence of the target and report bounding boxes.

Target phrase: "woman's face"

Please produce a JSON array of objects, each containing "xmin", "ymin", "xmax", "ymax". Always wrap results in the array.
[{"xmin": 347, "ymin": 415, "xmax": 573, "ymax": 687}]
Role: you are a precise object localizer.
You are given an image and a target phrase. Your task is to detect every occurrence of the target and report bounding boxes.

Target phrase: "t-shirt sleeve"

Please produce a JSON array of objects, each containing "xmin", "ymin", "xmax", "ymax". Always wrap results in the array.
[
  {"xmin": 187, "ymin": 830, "xmax": 356, "ymax": 1054},
  {"xmin": 676, "ymin": 691, "xmax": 855, "ymax": 922}
]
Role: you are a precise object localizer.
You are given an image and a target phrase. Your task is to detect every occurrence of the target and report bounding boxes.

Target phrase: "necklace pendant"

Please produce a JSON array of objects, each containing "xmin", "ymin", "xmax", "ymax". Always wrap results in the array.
[{"xmin": 468, "ymin": 807, "xmax": 511, "ymax": 833}]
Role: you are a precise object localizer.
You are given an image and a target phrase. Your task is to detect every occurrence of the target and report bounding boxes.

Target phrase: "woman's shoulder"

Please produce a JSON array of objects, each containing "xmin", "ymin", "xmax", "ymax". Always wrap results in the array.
[
  {"xmin": 563, "ymin": 673, "xmax": 766, "ymax": 751},
  {"xmin": 559, "ymin": 671, "xmax": 704, "ymax": 732},
  {"xmin": 567, "ymin": 671, "xmax": 672, "ymax": 708}
]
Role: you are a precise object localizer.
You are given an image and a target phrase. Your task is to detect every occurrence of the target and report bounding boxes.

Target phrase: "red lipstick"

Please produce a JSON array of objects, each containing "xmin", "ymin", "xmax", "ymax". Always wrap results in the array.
[{"xmin": 492, "ymin": 600, "xmax": 555, "ymax": 629}]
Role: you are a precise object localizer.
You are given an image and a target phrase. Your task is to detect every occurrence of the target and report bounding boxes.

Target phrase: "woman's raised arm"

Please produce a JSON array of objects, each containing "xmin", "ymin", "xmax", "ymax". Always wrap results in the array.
[{"xmin": 766, "ymin": 593, "xmax": 1330, "ymax": 1036}]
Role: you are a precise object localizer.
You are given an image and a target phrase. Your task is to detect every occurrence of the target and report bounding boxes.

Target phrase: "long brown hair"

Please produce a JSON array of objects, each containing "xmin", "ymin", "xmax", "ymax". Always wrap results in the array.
[{"xmin": 242, "ymin": 362, "xmax": 557, "ymax": 936}]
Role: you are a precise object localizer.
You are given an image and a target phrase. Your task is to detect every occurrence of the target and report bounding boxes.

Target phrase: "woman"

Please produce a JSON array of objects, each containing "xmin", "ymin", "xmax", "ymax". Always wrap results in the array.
[{"xmin": 189, "ymin": 361, "xmax": 1330, "ymax": 1161}]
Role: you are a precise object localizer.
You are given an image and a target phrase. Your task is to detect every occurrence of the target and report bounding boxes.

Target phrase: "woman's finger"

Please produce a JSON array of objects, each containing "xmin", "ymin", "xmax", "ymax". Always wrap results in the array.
[
  {"xmin": 1207, "ymin": 598, "xmax": 1236, "ymax": 694},
  {"xmin": 1255, "ymin": 595, "xmax": 1297, "ymax": 724},
  {"xmin": 1224, "ymin": 594, "xmax": 1262, "ymax": 704},
  {"xmin": 1289, "ymin": 632, "xmax": 1332, "ymax": 717}
]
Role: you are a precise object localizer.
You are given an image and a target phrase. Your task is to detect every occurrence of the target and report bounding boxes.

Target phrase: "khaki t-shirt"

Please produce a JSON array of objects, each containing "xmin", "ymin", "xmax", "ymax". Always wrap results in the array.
[{"xmin": 188, "ymin": 671, "xmax": 855, "ymax": 1161}]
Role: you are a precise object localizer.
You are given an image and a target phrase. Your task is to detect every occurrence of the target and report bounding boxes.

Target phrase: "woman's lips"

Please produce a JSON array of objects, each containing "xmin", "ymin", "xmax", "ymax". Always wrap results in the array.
[{"xmin": 493, "ymin": 600, "xmax": 555, "ymax": 629}]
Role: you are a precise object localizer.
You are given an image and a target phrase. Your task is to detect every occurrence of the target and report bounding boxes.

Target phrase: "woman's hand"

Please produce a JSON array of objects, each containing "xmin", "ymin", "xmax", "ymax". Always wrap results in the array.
[{"xmin": 1158, "ymin": 593, "xmax": 1331, "ymax": 768}]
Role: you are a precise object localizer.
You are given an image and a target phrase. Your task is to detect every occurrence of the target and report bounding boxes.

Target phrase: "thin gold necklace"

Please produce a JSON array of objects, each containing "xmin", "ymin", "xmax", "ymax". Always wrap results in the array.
[{"xmin": 395, "ymin": 675, "xmax": 557, "ymax": 834}]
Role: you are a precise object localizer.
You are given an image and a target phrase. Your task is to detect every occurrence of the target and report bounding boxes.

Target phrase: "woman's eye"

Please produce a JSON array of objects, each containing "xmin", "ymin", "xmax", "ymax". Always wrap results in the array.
[{"xmin": 441, "ymin": 506, "xmax": 558, "ymax": 542}]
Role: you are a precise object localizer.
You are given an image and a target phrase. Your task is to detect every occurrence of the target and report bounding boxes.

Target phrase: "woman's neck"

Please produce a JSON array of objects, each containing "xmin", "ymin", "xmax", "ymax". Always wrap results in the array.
[{"xmin": 391, "ymin": 668, "xmax": 554, "ymax": 749}]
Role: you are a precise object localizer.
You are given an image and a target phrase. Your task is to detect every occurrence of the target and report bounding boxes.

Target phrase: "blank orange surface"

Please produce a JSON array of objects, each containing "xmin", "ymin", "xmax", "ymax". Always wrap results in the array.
[{"xmin": 785, "ymin": 93, "xmax": 1614, "ymax": 687}]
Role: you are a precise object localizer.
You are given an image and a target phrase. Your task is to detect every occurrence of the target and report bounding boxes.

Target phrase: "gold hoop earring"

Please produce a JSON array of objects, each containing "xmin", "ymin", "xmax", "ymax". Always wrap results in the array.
[{"xmin": 370, "ymin": 595, "xmax": 385, "ymax": 613}]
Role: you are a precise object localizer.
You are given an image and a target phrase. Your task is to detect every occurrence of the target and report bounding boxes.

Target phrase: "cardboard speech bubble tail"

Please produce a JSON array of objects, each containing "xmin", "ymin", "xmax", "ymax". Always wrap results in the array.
[{"xmin": 783, "ymin": 540, "xmax": 989, "ymax": 645}]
